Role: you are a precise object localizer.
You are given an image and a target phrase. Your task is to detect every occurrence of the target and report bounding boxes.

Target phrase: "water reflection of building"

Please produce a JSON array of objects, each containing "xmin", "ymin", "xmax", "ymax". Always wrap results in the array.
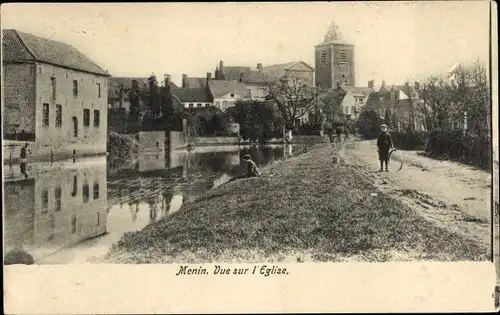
[
  {"xmin": 138, "ymin": 151, "xmax": 166, "ymax": 172},
  {"xmin": 3, "ymin": 157, "xmax": 108, "ymax": 261}
]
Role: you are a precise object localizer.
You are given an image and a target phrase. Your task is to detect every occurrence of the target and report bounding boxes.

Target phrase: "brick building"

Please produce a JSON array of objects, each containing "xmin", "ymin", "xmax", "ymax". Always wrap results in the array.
[
  {"xmin": 314, "ymin": 22, "xmax": 355, "ymax": 89},
  {"xmin": 2, "ymin": 29, "xmax": 111, "ymax": 161}
]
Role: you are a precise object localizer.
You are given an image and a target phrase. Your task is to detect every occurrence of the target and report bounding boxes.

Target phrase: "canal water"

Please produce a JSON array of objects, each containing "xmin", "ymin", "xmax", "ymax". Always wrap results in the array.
[{"xmin": 3, "ymin": 144, "xmax": 308, "ymax": 264}]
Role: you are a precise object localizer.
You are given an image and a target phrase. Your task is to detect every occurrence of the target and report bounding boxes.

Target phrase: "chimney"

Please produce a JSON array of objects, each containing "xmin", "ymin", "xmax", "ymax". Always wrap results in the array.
[
  {"xmin": 368, "ymin": 80, "xmax": 374, "ymax": 89},
  {"xmin": 182, "ymin": 74, "xmax": 188, "ymax": 88},
  {"xmin": 207, "ymin": 72, "xmax": 211, "ymax": 81},
  {"xmin": 164, "ymin": 74, "xmax": 170, "ymax": 87},
  {"xmin": 257, "ymin": 63, "xmax": 262, "ymax": 71},
  {"xmin": 219, "ymin": 60, "xmax": 224, "ymax": 71},
  {"xmin": 215, "ymin": 65, "xmax": 219, "ymax": 80},
  {"xmin": 239, "ymin": 72, "xmax": 244, "ymax": 83},
  {"xmin": 381, "ymin": 81, "xmax": 386, "ymax": 89}
]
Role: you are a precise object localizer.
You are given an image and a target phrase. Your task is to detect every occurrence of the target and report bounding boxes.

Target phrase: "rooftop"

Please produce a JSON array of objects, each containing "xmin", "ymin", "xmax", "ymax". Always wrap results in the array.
[
  {"xmin": 2, "ymin": 29, "xmax": 110, "ymax": 76},
  {"xmin": 171, "ymin": 87, "xmax": 211, "ymax": 103}
]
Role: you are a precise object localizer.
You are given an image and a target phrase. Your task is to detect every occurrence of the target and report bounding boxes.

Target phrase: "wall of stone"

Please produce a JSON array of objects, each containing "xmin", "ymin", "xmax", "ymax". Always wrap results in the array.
[
  {"xmin": 35, "ymin": 63, "xmax": 108, "ymax": 156},
  {"xmin": 2, "ymin": 63, "xmax": 37, "ymax": 136},
  {"xmin": 193, "ymin": 136, "xmax": 240, "ymax": 146},
  {"xmin": 169, "ymin": 131, "xmax": 188, "ymax": 149},
  {"xmin": 289, "ymin": 135, "xmax": 329, "ymax": 144},
  {"xmin": 137, "ymin": 131, "xmax": 166, "ymax": 151}
]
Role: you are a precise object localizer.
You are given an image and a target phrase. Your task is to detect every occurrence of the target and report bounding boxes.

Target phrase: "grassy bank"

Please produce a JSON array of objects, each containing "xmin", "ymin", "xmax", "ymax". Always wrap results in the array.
[{"xmin": 106, "ymin": 144, "xmax": 487, "ymax": 263}]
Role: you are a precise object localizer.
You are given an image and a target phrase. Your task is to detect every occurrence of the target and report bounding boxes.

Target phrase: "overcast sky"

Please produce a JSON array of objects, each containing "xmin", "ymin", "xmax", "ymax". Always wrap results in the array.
[{"xmin": 1, "ymin": 2, "xmax": 491, "ymax": 87}]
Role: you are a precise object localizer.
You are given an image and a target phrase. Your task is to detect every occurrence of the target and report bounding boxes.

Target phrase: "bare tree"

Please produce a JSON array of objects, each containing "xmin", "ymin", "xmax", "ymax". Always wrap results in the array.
[{"xmin": 263, "ymin": 75, "xmax": 320, "ymax": 132}]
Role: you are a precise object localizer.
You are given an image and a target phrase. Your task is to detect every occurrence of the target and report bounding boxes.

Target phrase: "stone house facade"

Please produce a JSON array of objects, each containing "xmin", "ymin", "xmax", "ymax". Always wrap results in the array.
[{"xmin": 2, "ymin": 29, "xmax": 111, "ymax": 161}]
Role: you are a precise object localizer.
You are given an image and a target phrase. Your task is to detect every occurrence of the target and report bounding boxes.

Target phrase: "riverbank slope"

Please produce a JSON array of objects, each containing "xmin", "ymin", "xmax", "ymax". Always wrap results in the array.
[{"xmin": 106, "ymin": 143, "xmax": 487, "ymax": 263}]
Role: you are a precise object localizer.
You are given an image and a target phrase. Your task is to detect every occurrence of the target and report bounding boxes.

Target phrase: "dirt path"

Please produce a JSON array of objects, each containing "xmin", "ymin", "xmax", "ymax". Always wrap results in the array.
[{"xmin": 339, "ymin": 140, "xmax": 491, "ymax": 249}]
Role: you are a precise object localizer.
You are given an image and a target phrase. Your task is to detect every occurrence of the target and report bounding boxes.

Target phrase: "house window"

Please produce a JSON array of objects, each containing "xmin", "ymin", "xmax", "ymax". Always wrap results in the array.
[
  {"xmin": 197, "ymin": 103, "xmax": 202, "ymax": 107},
  {"xmin": 71, "ymin": 175, "xmax": 77, "ymax": 197},
  {"xmin": 97, "ymin": 213, "xmax": 100, "ymax": 227},
  {"xmin": 93, "ymin": 183, "xmax": 99, "ymax": 200},
  {"xmin": 339, "ymin": 51, "xmax": 347, "ymax": 64},
  {"xmin": 42, "ymin": 103, "xmax": 50, "ymax": 126},
  {"xmin": 189, "ymin": 103, "xmax": 194, "ymax": 108},
  {"xmin": 247, "ymin": 89, "xmax": 252, "ymax": 97},
  {"xmin": 351, "ymin": 106, "xmax": 356, "ymax": 114},
  {"xmin": 56, "ymin": 105, "xmax": 62, "ymax": 127},
  {"xmin": 83, "ymin": 184, "xmax": 89, "ymax": 203},
  {"xmin": 97, "ymin": 83, "xmax": 101, "ymax": 98},
  {"xmin": 71, "ymin": 215, "xmax": 77, "ymax": 234},
  {"xmin": 42, "ymin": 189, "xmax": 49, "ymax": 214},
  {"xmin": 83, "ymin": 109, "xmax": 90, "ymax": 126},
  {"xmin": 73, "ymin": 80, "xmax": 78, "ymax": 97},
  {"xmin": 51, "ymin": 77, "xmax": 56, "ymax": 99},
  {"xmin": 93, "ymin": 110, "xmax": 100, "ymax": 127},
  {"xmin": 320, "ymin": 51, "xmax": 328, "ymax": 64},
  {"xmin": 344, "ymin": 106, "xmax": 349, "ymax": 114},
  {"xmin": 72, "ymin": 117, "xmax": 78, "ymax": 137},
  {"xmin": 55, "ymin": 187, "xmax": 62, "ymax": 211},
  {"xmin": 216, "ymin": 101, "xmax": 221, "ymax": 107}
]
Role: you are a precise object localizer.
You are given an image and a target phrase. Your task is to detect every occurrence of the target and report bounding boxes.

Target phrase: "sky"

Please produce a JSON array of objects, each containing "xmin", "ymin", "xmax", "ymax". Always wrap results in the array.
[{"xmin": 1, "ymin": 2, "xmax": 491, "ymax": 88}]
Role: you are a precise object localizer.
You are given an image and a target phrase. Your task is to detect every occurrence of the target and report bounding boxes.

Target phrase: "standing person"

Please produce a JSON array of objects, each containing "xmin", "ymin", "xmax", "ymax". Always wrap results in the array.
[
  {"xmin": 376, "ymin": 124, "xmax": 394, "ymax": 172},
  {"xmin": 344, "ymin": 125, "xmax": 350, "ymax": 141},
  {"xmin": 242, "ymin": 154, "xmax": 260, "ymax": 178},
  {"xmin": 336, "ymin": 125, "xmax": 343, "ymax": 143}
]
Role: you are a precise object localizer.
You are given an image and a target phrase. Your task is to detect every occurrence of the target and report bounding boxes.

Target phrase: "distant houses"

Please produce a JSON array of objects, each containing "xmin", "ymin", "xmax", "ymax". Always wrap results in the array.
[{"xmin": 2, "ymin": 29, "xmax": 110, "ymax": 162}]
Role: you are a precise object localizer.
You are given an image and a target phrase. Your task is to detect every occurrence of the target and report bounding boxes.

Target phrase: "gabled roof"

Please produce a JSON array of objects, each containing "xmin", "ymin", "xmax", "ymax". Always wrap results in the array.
[
  {"xmin": 219, "ymin": 65, "xmax": 271, "ymax": 85},
  {"xmin": 185, "ymin": 77, "xmax": 207, "ymax": 89},
  {"xmin": 171, "ymin": 87, "xmax": 211, "ymax": 103},
  {"xmin": 208, "ymin": 80, "xmax": 250, "ymax": 98},
  {"xmin": 261, "ymin": 61, "xmax": 314, "ymax": 81},
  {"xmin": 109, "ymin": 77, "xmax": 150, "ymax": 90},
  {"xmin": 220, "ymin": 66, "xmax": 252, "ymax": 82},
  {"xmin": 2, "ymin": 29, "xmax": 110, "ymax": 76}
]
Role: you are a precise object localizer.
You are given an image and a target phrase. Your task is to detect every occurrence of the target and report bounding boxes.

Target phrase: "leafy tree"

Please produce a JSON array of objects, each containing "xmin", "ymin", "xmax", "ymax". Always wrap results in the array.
[
  {"xmin": 263, "ymin": 76, "xmax": 319, "ymax": 133},
  {"xmin": 356, "ymin": 110, "xmax": 382, "ymax": 139}
]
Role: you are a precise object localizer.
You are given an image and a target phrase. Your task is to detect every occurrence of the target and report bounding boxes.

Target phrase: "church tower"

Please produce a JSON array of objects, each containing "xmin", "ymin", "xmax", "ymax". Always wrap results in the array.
[{"xmin": 314, "ymin": 22, "xmax": 355, "ymax": 90}]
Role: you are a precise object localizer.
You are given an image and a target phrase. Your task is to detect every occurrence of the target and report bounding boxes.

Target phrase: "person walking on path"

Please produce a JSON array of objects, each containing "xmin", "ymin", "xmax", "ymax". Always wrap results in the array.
[
  {"xmin": 344, "ymin": 126, "xmax": 350, "ymax": 141},
  {"xmin": 376, "ymin": 124, "xmax": 395, "ymax": 172},
  {"xmin": 336, "ymin": 125, "xmax": 343, "ymax": 143}
]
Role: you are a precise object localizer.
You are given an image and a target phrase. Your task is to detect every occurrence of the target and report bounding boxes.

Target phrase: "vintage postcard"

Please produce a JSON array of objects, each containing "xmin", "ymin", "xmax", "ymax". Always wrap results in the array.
[{"xmin": 2, "ymin": 1, "xmax": 499, "ymax": 313}]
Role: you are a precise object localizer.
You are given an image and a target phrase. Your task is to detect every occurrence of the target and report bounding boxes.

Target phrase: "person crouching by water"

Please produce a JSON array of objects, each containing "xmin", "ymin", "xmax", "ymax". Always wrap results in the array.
[
  {"xmin": 242, "ymin": 154, "xmax": 260, "ymax": 178},
  {"xmin": 376, "ymin": 124, "xmax": 394, "ymax": 172}
]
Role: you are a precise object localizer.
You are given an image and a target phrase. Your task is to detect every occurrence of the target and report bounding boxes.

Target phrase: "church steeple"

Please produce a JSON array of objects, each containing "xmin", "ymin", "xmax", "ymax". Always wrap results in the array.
[{"xmin": 323, "ymin": 21, "xmax": 342, "ymax": 43}]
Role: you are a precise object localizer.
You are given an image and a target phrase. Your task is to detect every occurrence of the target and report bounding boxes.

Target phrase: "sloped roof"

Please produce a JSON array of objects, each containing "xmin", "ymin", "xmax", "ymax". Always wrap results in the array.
[
  {"xmin": 208, "ymin": 80, "xmax": 250, "ymax": 98},
  {"xmin": 261, "ymin": 61, "xmax": 314, "ymax": 81},
  {"xmin": 185, "ymin": 77, "xmax": 207, "ymax": 88},
  {"xmin": 2, "ymin": 29, "xmax": 110, "ymax": 76},
  {"xmin": 219, "ymin": 65, "xmax": 271, "ymax": 84},
  {"xmin": 171, "ymin": 87, "xmax": 211, "ymax": 103},
  {"xmin": 220, "ymin": 66, "xmax": 251, "ymax": 81},
  {"xmin": 110, "ymin": 77, "xmax": 150, "ymax": 90}
]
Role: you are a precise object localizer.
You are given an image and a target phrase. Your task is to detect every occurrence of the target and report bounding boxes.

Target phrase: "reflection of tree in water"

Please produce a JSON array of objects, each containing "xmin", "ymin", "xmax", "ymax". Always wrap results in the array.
[
  {"xmin": 128, "ymin": 202, "xmax": 138, "ymax": 223},
  {"xmin": 147, "ymin": 196, "xmax": 158, "ymax": 222},
  {"xmin": 161, "ymin": 186, "xmax": 175, "ymax": 216}
]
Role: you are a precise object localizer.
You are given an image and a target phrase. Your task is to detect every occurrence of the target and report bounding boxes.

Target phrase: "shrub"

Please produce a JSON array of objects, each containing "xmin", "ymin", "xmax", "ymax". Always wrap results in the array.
[
  {"xmin": 425, "ymin": 129, "xmax": 491, "ymax": 169},
  {"xmin": 107, "ymin": 131, "xmax": 139, "ymax": 160},
  {"xmin": 391, "ymin": 130, "xmax": 429, "ymax": 150}
]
